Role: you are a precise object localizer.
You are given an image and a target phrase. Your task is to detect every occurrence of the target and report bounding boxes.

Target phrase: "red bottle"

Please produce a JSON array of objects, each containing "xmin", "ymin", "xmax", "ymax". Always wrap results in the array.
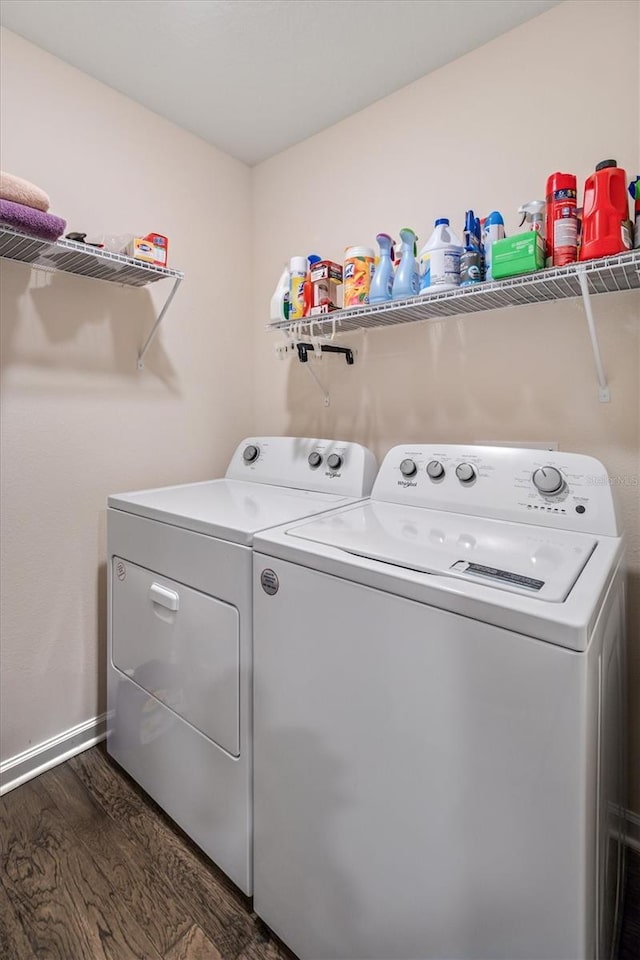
[
  {"xmin": 579, "ymin": 160, "xmax": 631, "ymax": 261},
  {"xmin": 546, "ymin": 172, "xmax": 578, "ymax": 267}
]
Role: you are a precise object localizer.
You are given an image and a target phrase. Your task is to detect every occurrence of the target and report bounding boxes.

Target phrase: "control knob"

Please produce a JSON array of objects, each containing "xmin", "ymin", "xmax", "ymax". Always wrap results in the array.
[
  {"xmin": 400, "ymin": 459, "xmax": 417, "ymax": 478},
  {"xmin": 243, "ymin": 444, "xmax": 260, "ymax": 463},
  {"xmin": 426, "ymin": 460, "xmax": 445, "ymax": 480},
  {"xmin": 308, "ymin": 452, "xmax": 323, "ymax": 468},
  {"xmin": 455, "ymin": 462, "xmax": 476, "ymax": 484},
  {"xmin": 532, "ymin": 466, "xmax": 565, "ymax": 496},
  {"xmin": 327, "ymin": 453, "xmax": 343, "ymax": 471}
]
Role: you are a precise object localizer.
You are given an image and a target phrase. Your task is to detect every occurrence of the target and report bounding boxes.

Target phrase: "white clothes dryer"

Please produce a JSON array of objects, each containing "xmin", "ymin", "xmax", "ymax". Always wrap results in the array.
[
  {"xmin": 252, "ymin": 444, "xmax": 626, "ymax": 959},
  {"xmin": 107, "ymin": 436, "xmax": 376, "ymax": 895}
]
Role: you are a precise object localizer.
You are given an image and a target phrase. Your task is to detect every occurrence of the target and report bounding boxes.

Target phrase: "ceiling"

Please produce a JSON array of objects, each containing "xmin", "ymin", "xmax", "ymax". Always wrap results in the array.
[{"xmin": 0, "ymin": 0, "xmax": 559, "ymax": 165}]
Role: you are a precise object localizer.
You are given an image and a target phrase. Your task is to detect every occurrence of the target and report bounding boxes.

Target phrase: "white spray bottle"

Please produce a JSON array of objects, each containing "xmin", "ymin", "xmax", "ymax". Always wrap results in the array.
[
  {"xmin": 518, "ymin": 201, "xmax": 546, "ymax": 239},
  {"xmin": 270, "ymin": 264, "xmax": 290, "ymax": 323}
]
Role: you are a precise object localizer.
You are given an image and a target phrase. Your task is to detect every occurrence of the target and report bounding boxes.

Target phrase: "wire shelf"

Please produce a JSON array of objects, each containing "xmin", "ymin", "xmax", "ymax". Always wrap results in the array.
[
  {"xmin": 268, "ymin": 249, "xmax": 640, "ymax": 335},
  {"xmin": 0, "ymin": 225, "xmax": 184, "ymax": 287}
]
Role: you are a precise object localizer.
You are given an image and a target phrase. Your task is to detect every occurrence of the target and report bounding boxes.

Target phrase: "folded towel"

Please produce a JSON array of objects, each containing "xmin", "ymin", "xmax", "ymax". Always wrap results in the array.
[
  {"xmin": 0, "ymin": 199, "xmax": 66, "ymax": 242},
  {"xmin": 0, "ymin": 171, "xmax": 50, "ymax": 212}
]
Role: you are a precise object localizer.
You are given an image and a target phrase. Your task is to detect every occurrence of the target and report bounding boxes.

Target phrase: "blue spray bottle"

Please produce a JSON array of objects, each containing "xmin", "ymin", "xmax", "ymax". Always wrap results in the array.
[
  {"xmin": 391, "ymin": 228, "xmax": 420, "ymax": 300},
  {"xmin": 460, "ymin": 210, "xmax": 482, "ymax": 286},
  {"xmin": 369, "ymin": 233, "xmax": 395, "ymax": 304}
]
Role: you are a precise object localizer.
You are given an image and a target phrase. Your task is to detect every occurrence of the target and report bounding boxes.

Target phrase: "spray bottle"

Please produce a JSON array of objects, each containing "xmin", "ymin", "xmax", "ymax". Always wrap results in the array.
[
  {"xmin": 460, "ymin": 210, "xmax": 482, "ymax": 286},
  {"xmin": 270, "ymin": 264, "xmax": 290, "ymax": 323},
  {"xmin": 369, "ymin": 234, "xmax": 395, "ymax": 304},
  {"xmin": 482, "ymin": 211, "xmax": 505, "ymax": 281},
  {"xmin": 392, "ymin": 228, "xmax": 420, "ymax": 300},
  {"xmin": 518, "ymin": 201, "xmax": 546, "ymax": 237}
]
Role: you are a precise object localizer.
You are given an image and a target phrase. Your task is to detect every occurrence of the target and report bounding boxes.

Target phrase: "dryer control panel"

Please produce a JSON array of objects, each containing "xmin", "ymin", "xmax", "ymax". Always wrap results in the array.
[
  {"xmin": 373, "ymin": 445, "xmax": 620, "ymax": 536},
  {"xmin": 226, "ymin": 437, "xmax": 377, "ymax": 498}
]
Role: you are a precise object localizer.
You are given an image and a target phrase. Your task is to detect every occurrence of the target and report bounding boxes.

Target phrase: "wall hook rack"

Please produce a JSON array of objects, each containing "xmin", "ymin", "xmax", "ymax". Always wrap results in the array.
[{"xmin": 296, "ymin": 342, "xmax": 354, "ymax": 365}]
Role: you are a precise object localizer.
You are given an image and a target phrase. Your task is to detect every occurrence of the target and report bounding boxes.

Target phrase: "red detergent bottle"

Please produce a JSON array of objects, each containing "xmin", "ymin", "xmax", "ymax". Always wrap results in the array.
[{"xmin": 579, "ymin": 160, "xmax": 631, "ymax": 261}]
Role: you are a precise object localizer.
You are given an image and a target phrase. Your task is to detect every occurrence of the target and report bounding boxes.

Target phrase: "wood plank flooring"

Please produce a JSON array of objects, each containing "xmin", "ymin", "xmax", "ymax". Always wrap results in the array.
[
  {"xmin": 0, "ymin": 746, "xmax": 293, "ymax": 960},
  {"xmin": 1, "ymin": 744, "xmax": 639, "ymax": 959}
]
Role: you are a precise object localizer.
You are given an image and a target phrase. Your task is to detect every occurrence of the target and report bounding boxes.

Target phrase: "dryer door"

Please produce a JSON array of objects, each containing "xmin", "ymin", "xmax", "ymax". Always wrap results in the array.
[{"xmin": 111, "ymin": 557, "xmax": 239, "ymax": 756}]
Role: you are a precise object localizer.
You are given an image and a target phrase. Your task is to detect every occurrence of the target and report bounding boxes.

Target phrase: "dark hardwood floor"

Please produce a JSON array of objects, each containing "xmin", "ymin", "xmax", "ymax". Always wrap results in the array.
[
  {"xmin": 0, "ymin": 746, "xmax": 294, "ymax": 960},
  {"xmin": 1, "ymin": 744, "xmax": 639, "ymax": 960}
]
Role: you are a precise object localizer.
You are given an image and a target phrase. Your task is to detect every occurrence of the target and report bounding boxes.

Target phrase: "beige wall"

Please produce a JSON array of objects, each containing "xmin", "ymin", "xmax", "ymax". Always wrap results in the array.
[
  {"xmin": 0, "ymin": 30, "xmax": 253, "ymax": 766},
  {"xmin": 1, "ymin": 2, "xmax": 639, "ymax": 814},
  {"xmin": 252, "ymin": 0, "xmax": 640, "ymax": 808}
]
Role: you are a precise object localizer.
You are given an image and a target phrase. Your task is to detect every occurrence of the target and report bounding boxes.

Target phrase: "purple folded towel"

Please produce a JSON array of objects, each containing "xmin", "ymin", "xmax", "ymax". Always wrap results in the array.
[{"xmin": 0, "ymin": 198, "xmax": 66, "ymax": 242}]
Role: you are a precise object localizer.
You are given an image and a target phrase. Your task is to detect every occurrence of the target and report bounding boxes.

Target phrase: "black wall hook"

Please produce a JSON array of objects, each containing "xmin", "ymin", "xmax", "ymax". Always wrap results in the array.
[{"xmin": 296, "ymin": 342, "xmax": 354, "ymax": 365}]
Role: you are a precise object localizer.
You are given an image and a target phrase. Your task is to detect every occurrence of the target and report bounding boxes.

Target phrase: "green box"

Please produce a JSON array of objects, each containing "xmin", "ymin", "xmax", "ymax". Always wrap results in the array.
[{"xmin": 491, "ymin": 232, "xmax": 545, "ymax": 279}]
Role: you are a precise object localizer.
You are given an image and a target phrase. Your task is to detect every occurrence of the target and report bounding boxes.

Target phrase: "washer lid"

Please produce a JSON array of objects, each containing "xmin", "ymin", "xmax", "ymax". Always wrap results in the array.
[
  {"xmin": 108, "ymin": 479, "xmax": 356, "ymax": 546},
  {"xmin": 288, "ymin": 500, "xmax": 598, "ymax": 602}
]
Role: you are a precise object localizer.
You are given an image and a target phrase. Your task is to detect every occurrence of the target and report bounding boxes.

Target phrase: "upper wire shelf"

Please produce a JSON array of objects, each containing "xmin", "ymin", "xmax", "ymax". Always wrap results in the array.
[
  {"xmin": 0, "ymin": 225, "xmax": 184, "ymax": 287},
  {"xmin": 268, "ymin": 249, "xmax": 640, "ymax": 335}
]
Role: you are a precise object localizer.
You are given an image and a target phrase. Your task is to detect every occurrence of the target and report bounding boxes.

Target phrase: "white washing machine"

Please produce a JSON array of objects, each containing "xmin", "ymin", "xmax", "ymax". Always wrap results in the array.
[
  {"xmin": 252, "ymin": 444, "xmax": 626, "ymax": 960},
  {"xmin": 106, "ymin": 436, "xmax": 376, "ymax": 895}
]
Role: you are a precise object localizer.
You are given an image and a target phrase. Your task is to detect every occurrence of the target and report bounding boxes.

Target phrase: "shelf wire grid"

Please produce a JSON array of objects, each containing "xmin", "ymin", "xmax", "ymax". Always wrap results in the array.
[
  {"xmin": 269, "ymin": 250, "xmax": 640, "ymax": 335},
  {"xmin": 0, "ymin": 226, "xmax": 184, "ymax": 287}
]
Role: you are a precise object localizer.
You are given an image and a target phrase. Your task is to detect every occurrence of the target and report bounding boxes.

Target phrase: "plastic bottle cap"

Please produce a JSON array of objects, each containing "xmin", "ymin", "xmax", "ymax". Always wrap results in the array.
[
  {"xmin": 345, "ymin": 246, "xmax": 374, "ymax": 258},
  {"xmin": 307, "ymin": 254, "xmax": 322, "ymax": 265},
  {"xmin": 290, "ymin": 256, "xmax": 308, "ymax": 273},
  {"xmin": 595, "ymin": 159, "xmax": 617, "ymax": 171},
  {"xmin": 435, "ymin": 218, "xmax": 449, "ymax": 227}
]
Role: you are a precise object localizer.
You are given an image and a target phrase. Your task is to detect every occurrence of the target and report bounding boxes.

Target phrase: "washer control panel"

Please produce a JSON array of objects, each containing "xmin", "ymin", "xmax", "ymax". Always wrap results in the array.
[
  {"xmin": 373, "ymin": 444, "xmax": 619, "ymax": 537},
  {"xmin": 226, "ymin": 437, "xmax": 377, "ymax": 498}
]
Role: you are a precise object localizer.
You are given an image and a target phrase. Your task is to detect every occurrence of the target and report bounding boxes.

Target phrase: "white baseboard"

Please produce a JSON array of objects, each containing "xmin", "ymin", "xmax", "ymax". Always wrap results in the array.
[{"xmin": 0, "ymin": 713, "xmax": 107, "ymax": 796}]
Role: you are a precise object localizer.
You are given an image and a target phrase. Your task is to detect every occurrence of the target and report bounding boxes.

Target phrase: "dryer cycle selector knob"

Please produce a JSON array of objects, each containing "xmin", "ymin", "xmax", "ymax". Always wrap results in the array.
[
  {"xmin": 426, "ymin": 460, "xmax": 445, "ymax": 480},
  {"xmin": 243, "ymin": 444, "xmax": 260, "ymax": 463},
  {"xmin": 308, "ymin": 451, "xmax": 323, "ymax": 469},
  {"xmin": 455, "ymin": 462, "xmax": 476, "ymax": 484},
  {"xmin": 400, "ymin": 459, "xmax": 417, "ymax": 478},
  {"xmin": 532, "ymin": 466, "xmax": 565, "ymax": 496},
  {"xmin": 327, "ymin": 453, "xmax": 343, "ymax": 471}
]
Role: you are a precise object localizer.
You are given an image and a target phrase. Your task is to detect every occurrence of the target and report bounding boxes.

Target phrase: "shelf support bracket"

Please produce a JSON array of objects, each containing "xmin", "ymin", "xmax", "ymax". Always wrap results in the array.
[
  {"xmin": 137, "ymin": 277, "xmax": 183, "ymax": 370},
  {"xmin": 577, "ymin": 267, "xmax": 610, "ymax": 402},
  {"xmin": 305, "ymin": 362, "xmax": 331, "ymax": 407}
]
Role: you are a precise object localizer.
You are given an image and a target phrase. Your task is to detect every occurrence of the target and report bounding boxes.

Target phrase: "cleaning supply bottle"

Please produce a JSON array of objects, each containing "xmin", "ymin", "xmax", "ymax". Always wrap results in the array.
[
  {"xmin": 546, "ymin": 172, "xmax": 577, "ymax": 266},
  {"xmin": 579, "ymin": 161, "xmax": 631, "ymax": 261},
  {"xmin": 369, "ymin": 233, "xmax": 395, "ymax": 304},
  {"xmin": 343, "ymin": 246, "xmax": 375, "ymax": 307},
  {"xmin": 392, "ymin": 228, "xmax": 420, "ymax": 300},
  {"xmin": 630, "ymin": 177, "xmax": 640, "ymax": 248},
  {"xmin": 289, "ymin": 256, "xmax": 308, "ymax": 321},
  {"xmin": 460, "ymin": 210, "xmax": 482, "ymax": 286},
  {"xmin": 419, "ymin": 219, "xmax": 463, "ymax": 293},
  {"xmin": 481, "ymin": 212, "xmax": 505, "ymax": 281},
  {"xmin": 303, "ymin": 254, "xmax": 322, "ymax": 316},
  {"xmin": 270, "ymin": 264, "xmax": 290, "ymax": 323},
  {"xmin": 518, "ymin": 201, "xmax": 546, "ymax": 237}
]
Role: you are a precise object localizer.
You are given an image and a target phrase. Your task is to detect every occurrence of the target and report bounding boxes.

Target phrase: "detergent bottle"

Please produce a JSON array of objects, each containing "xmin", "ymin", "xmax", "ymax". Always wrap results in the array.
[
  {"xmin": 419, "ymin": 219, "xmax": 463, "ymax": 293},
  {"xmin": 369, "ymin": 234, "xmax": 395, "ymax": 304},
  {"xmin": 270, "ymin": 264, "xmax": 290, "ymax": 323},
  {"xmin": 579, "ymin": 161, "xmax": 631, "ymax": 261},
  {"xmin": 392, "ymin": 228, "xmax": 420, "ymax": 300}
]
